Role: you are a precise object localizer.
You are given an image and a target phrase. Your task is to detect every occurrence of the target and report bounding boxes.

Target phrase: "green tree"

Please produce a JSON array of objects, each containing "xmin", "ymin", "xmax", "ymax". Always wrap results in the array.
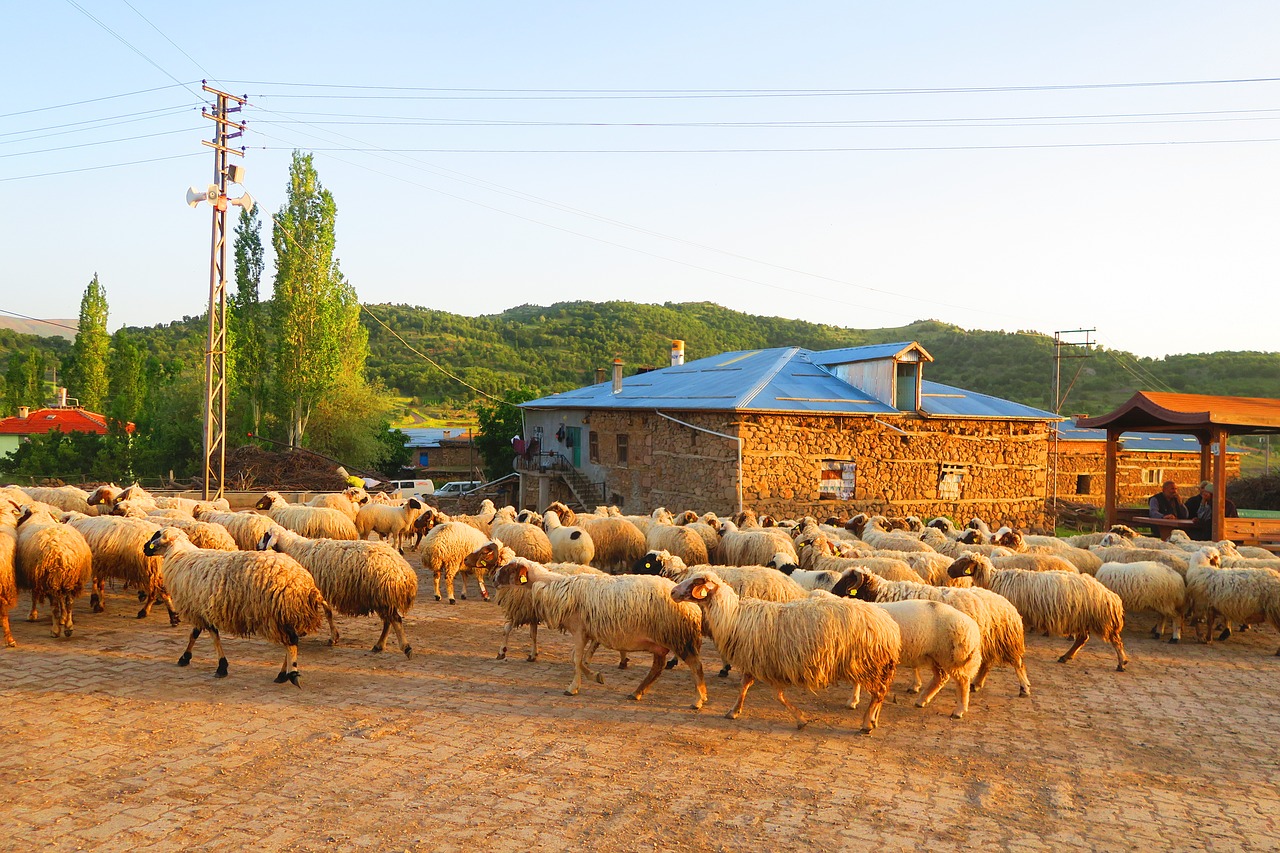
[
  {"xmin": 270, "ymin": 152, "xmax": 366, "ymax": 446},
  {"xmin": 230, "ymin": 206, "xmax": 268, "ymax": 434},
  {"xmin": 107, "ymin": 329, "xmax": 145, "ymax": 423},
  {"xmin": 3, "ymin": 356, "xmax": 22, "ymax": 414},
  {"xmin": 66, "ymin": 273, "xmax": 110, "ymax": 411},
  {"xmin": 474, "ymin": 389, "xmax": 536, "ymax": 480}
]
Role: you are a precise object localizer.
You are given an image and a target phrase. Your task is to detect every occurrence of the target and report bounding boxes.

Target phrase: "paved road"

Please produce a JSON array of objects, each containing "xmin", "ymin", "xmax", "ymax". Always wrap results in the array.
[{"xmin": 2, "ymin": 571, "xmax": 1277, "ymax": 852}]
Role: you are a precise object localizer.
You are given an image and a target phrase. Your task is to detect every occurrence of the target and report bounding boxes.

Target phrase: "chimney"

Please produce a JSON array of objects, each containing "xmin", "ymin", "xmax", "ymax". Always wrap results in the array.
[
  {"xmin": 611, "ymin": 357, "xmax": 624, "ymax": 395},
  {"xmin": 17, "ymin": 406, "xmax": 30, "ymax": 419},
  {"xmin": 57, "ymin": 387, "xmax": 68, "ymax": 408},
  {"xmin": 671, "ymin": 339, "xmax": 685, "ymax": 367},
  {"xmin": 595, "ymin": 367, "xmax": 607, "ymax": 385}
]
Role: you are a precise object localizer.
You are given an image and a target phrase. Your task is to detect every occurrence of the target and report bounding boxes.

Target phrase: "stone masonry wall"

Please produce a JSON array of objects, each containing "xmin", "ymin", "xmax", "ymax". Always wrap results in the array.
[{"xmin": 1051, "ymin": 442, "xmax": 1242, "ymax": 508}]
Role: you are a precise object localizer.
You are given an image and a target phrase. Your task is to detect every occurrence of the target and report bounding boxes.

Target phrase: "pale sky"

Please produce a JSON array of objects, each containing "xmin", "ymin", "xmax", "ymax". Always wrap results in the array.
[{"xmin": 4, "ymin": 2, "xmax": 1279, "ymax": 360}]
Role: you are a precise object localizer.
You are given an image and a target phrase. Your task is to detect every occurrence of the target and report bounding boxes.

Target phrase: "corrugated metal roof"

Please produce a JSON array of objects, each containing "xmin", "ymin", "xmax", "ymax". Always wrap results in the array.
[
  {"xmin": 919, "ymin": 381, "xmax": 1060, "ymax": 420},
  {"xmin": 810, "ymin": 341, "xmax": 933, "ymax": 366},
  {"xmin": 400, "ymin": 427, "xmax": 472, "ymax": 448},
  {"xmin": 1055, "ymin": 422, "xmax": 1242, "ymax": 454},
  {"xmin": 523, "ymin": 344, "xmax": 1058, "ymax": 420},
  {"xmin": 1077, "ymin": 392, "xmax": 1280, "ymax": 434}
]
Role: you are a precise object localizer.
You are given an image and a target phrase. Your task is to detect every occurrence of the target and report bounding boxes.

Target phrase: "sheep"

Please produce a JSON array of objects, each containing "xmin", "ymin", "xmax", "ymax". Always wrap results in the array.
[
  {"xmin": 143, "ymin": 527, "xmax": 328, "ymax": 684},
  {"xmin": 1090, "ymin": 533, "xmax": 1189, "ymax": 576},
  {"xmin": 542, "ymin": 511, "xmax": 596, "ymax": 566},
  {"xmin": 420, "ymin": 521, "xmax": 492, "ymax": 603},
  {"xmin": 256, "ymin": 523, "xmax": 418, "ymax": 657},
  {"xmin": 572, "ymin": 514, "xmax": 647, "ymax": 574},
  {"xmin": 1095, "ymin": 561, "xmax": 1187, "ymax": 643},
  {"xmin": 1184, "ymin": 547, "xmax": 1280, "ymax": 652},
  {"xmin": 307, "ymin": 486, "xmax": 370, "ymax": 520},
  {"xmin": 111, "ymin": 499, "xmax": 187, "ymax": 522},
  {"xmin": 831, "ymin": 568, "xmax": 1031, "ymax": 698},
  {"xmin": 717, "ymin": 520, "xmax": 798, "ymax": 567},
  {"xmin": 645, "ymin": 523, "xmax": 709, "ymax": 568},
  {"xmin": 856, "ymin": 516, "xmax": 934, "ymax": 554},
  {"xmin": 843, "ymin": 598, "xmax": 982, "ymax": 720},
  {"xmin": 991, "ymin": 527, "xmax": 1103, "ymax": 574},
  {"xmin": 18, "ymin": 485, "xmax": 97, "ymax": 516},
  {"xmin": 60, "ymin": 512, "xmax": 179, "ymax": 624},
  {"xmin": 190, "ymin": 507, "xmax": 277, "ymax": 552},
  {"xmin": 146, "ymin": 515, "xmax": 238, "ymax": 552},
  {"xmin": 926, "ymin": 517, "xmax": 961, "ymax": 538},
  {"xmin": 496, "ymin": 558, "xmax": 707, "ymax": 708},
  {"xmin": 1064, "ymin": 525, "xmax": 1140, "ymax": 550},
  {"xmin": 990, "ymin": 553, "xmax": 1081, "ymax": 574},
  {"xmin": 671, "ymin": 569, "xmax": 901, "ymax": 732},
  {"xmin": 0, "ymin": 503, "xmax": 19, "ymax": 646},
  {"xmin": 116, "ymin": 483, "xmax": 229, "ymax": 515},
  {"xmin": 490, "ymin": 507, "xmax": 554, "ymax": 563},
  {"xmin": 254, "ymin": 492, "xmax": 360, "ymax": 541},
  {"xmin": 14, "ymin": 505, "xmax": 93, "ymax": 638},
  {"xmin": 796, "ymin": 533, "xmax": 923, "ymax": 584},
  {"xmin": 354, "ymin": 497, "xmax": 424, "ymax": 553},
  {"xmin": 621, "ymin": 507, "xmax": 675, "ymax": 537},
  {"xmin": 765, "ymin": 552, "xmax": 842, "ymax": 593},
  {"xmin": 948, "ymin": 554, "xmax": 1128, "ymax": 672},
  {"xmin": 86, "ymin": 483, "xmax": 122, "ymax": 510}
]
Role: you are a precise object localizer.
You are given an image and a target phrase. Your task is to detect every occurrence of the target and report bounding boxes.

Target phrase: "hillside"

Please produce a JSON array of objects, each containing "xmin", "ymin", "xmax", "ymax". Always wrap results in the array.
[{"xmin": 0, "ymin": 316, "xmax": 77, "ymax": 340}]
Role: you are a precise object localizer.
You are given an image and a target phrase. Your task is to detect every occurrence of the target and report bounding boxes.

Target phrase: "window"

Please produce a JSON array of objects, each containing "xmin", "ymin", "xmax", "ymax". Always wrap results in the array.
[
  {"xmin": 895, "ymin": 362, "xmax": 919, "ymax": 411},
  {"xmin": 1075, "ymin": 474, "xmax": 1092, "ymax": 495},
  {"xmin": 819, "ymin": 460, "xmax": 856, "ymax": 501},
  {"xmin": 588, "ymin": 431, "xmax": 599, "ymax": 464},
  {"xmin": 938, "ymin": 464, "xmax": 968, "ymax": 501},
  {"xmin": 1141, "ymin": 468, "xmax": 1164, "ymax": 486},
  {"xmin": 616, "ymin": 434, "xmax": 629, "ymax": 466}
]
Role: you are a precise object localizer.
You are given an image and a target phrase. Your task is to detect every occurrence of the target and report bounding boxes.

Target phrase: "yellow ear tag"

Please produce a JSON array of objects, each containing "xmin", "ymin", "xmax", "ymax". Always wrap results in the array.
[
  {"xmin": 519, "ymin": 575, "xmax": 528, "ymax": 584},
  {"xmin": 847, "ymin": 589, "xmax": 857, "ymax": 598},
  {"xmin": 692, "ymin": 585, "xmax": 708, "ymax": 600}
]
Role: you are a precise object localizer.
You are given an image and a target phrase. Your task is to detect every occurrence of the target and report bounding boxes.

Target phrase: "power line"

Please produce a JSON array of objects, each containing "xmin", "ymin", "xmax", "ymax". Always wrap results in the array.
[
  {"xmin": 0, "ymin": 105, "xmax": 195, "ymax": 141},
  {"xmin": 118, "ymin": 0, "xmax": 220, "ymax": 87},
  {"xmin": 0, "ymin": 308, "xmax": 80, "ymax": 334},
  {"xmin": 2, "ymin": 126, "xmax": 203, "ymax": 159},
  {"xmin": 0, "ymin": 151, "xmax": 203, "ymax": 182},
  {"xmin": 0, "ymin": 83, "xmax": 194, "ymax": 119},
  {"xmin": 61, "ymin": 0, "xmax": 205, "ymax": 103}
]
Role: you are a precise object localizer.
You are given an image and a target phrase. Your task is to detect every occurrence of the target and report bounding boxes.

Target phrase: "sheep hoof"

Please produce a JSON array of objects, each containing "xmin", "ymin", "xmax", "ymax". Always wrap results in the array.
[
  {"xmin": 717, "ymin": 666, "xmax": 731, "ymax": 678},
  {"xmin": 63, "ymin": 628, "xmax": 73, "ymax": 638},
  {"xmin": 906, "ymin": 686, "xmax": 921, "ymax": 694},
  {"xmin": 663, "ymin": 658, "xmax": 676, "ymax": 670},
  {"xmin": 403, "ymin": 646, "xmax": 412, "ymax": 659},
  {"xmin": 274, "ymin": 671, "xmax": 289, "ymax": 684},
  {"xmin": 136, "ymin": 609, "xmax": 148, "ymax": 619},
  {"xmin": 433, "ymin": 595, "xmax": 441, "ymax": 601},
  {"xmin": 594, "ymin": 673, "xmax": 606, "ymax": 685},
  {"xmin": 369, "ymin": 644, "xmax": 383, "ymax": 653},
  {"xmin": 460, "ymin": 594, "xmax": 467, "ymax": 600},
  {"xmin": 481, "ymin": 594, "xmax": 490, "ymax": 602},
  {"xmin": 214, "ymin": 658, "xmax": 229, "ymax": 678},
  {"xmin": 1168, "ymin": 637, "xmax": 1179, "ymax": 644},
  {"xmin": 136, "ymin": 591, "xmax": 147, "ymax": 602},
  {"xmin": 630, "ymin": 692, "xmax": 643, "ymax": 701},
  {"xmin": 448, "ymin": 599, "xmax": 456, "ymax": 606},
  {"xmin": 526, "ymin": 654, "xmax": 538, "ymax": 663},
  {"xmin": 168, "ymin": 613, "xmax": 181, "ymax": 627},
  {"xmin": 1019, "ymin": 687, "xmax": 1031, "ymax": 697},
  {"xmin": 4, "ymin": 638, "xmax": 14, "ymax": 648},
  {"xmin": 289, "ymin": 672, "xmax": 301, "ymax": 688},
  {"xmin": 724, "ymin": 710, "xmax": 740, "ymax": 720},
  {"xmin": 564, "ymin": 688, "xmax": 578, "ymax": 696},
  {"xmin": 178, "ymin": 652, "xmax": 192, "ymax": 667},
  {"xmin": 1116, "ymin": 663, "xmax": 1127, "ymax": 673},
  {"xmin": 1056, "ymin": 655, "xmax": 1070, "ymax": 664},
  {"xmin": 691, "ymin": 699, "xmax": 704, "ymax": 711},
  {"xmin": 950, "ymin": 712, "xmax": 964, "ymax": 720},
  {"xmin": 795, "ymin": 720, "xmax": 808, "ymax": 731},
  {"xmin": 914, "ymin": 700, "xmax": 928, "ymax": 709},
  {"xmin": 859, "ymin": 727, "xmax": 873, "ymax": 735},
  {"xmin": 1218, "ymin": 628, "xmax": 1232, "ymax": 642}
]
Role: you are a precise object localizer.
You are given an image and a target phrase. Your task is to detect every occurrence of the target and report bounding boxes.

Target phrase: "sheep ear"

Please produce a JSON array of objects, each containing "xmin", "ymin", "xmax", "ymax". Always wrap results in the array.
[{"xmin": 691, "ymin": 582, "xmax": 709, "ymax": 600}]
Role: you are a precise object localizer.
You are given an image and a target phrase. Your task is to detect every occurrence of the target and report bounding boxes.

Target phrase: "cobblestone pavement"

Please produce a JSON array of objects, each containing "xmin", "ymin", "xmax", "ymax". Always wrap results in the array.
[{"xmin": 2, "ymin": 569, "xmax": 1277, "ymax": 852}]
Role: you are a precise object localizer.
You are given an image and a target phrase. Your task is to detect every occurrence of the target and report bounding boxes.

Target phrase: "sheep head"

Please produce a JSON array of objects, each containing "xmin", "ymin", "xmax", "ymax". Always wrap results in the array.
[
  {"xmin": 767, "ymin": 553, "xmax": 800, "ymax": 576},
  {"xmin": 993, "ymin": 527, "xmax": 1024, "ymax": 550},
  {"xmin": 1108, "ymin": 524, "xmax": 1138, "ymax": 539},
  {"xmin": 830, "ymin": 569, "xmax": 872, "ymax": 600},
  {"xmin": 254, "ymin": 492, "xmax": 285, "ymax": 510},
  {"xmin": 947, "ymin": 553, "xmax": 992, "ymax": 586},
  {"xmin": 466, "ymin": 540, "xmax": 511, "ymax": 571},
  {"xmin": 86, "ymin": 483, "xmax": 121, "ymax": 506},
  {"xmin": 143, "ymin": 526, "xmax": 189, "ymax": 557},
  {"xmin": 927, "ymin": 516, "xmax": 956, "ymax": 534},
  {"xmin": 632, "ymin": 549, "xmax": 681, "ymax": 576},
  {"xmin": 670, "ymin": 571, "xmax": 722, "ymax": 604},
  {"xmin": 493, "ymin": 559, "xmax": 532, "ymax": 587}
]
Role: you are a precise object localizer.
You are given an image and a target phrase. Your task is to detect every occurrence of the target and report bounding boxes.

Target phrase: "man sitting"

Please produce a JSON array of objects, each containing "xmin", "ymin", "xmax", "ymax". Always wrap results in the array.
[
  {"xmin": 1148, "ymin": 480, "xmax": 1189, "ymax": 520},
  {"xmin": 1185, "ymin": 480, "xmax": 1238, "ymax": 541}
]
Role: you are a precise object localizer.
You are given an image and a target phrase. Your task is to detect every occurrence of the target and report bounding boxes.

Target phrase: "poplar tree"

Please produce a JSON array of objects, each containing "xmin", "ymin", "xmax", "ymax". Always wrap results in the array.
[
  {"xmin": 68, "ymin": 274, "xmax": 109, "ymax": 411},
  {"xmin": 230, "ymin": 206, "xmax": 267, "ymax": 434},
  {"xmin": 270, "ymin": 152, "xmax": 367, "ymax": 446}
]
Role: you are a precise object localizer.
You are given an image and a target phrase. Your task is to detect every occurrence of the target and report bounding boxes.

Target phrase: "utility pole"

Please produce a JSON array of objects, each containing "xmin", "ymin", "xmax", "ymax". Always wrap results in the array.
[
  {"xmin": 188, "ymin": 82, "xmax": 251, "ymax": 500},
  {"xmin": 1049, "ymin": 329, "xmax": 1096, "ymax": 526}
]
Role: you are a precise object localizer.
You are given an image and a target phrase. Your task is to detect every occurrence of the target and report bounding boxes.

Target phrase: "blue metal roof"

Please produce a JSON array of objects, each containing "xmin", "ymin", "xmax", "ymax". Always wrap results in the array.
[
  {"xmin": 1055, "ymin": 422, "xmax": 1239, "ymax": 453},
  {"xmin": 523, "ymin": 344, "xmax": 1059, "ymax": 421},
  {"xmin": 400, "ymin": 427, "xmax": 472, "ymax": 448},
  {"xmin": 810, "ymin": 341, "xmax": 932, "ymax": 366},
  {"xmin": 920, "ymin": 381, "xmax": 1060, "ymax": 420}
]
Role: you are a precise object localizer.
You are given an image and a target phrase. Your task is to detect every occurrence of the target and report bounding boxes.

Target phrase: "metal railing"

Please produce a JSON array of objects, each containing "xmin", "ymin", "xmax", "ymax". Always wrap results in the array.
[{"xmin": 512, "ymin": 451, "xmax": 607, "ymax": 509}]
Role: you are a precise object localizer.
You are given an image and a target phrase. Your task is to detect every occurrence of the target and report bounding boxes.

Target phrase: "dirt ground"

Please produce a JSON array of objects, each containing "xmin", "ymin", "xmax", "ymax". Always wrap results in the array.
[{"xmin": 2, "ymin": 564, "xmax": 1278, "ymax": 853}]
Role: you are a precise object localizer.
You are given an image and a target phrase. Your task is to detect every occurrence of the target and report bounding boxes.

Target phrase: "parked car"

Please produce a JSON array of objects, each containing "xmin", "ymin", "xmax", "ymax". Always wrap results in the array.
[
  {"xmin": 389, "ymin": 479, "xmax": 435, "ymax": 500},
  {"xmin": 434, "ymin": 480, "xmax": 482, "ymax": 497}
]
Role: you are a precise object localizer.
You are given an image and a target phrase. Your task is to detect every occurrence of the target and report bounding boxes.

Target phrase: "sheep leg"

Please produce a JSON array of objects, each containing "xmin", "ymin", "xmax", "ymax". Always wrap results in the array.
[
  {"xmin": 1151, "ymin": 617, "xmax": 1164, "ymax": 640},
  {"xmin": 1058, "ymin": 633, "xmax": 1090, "ymax": 663},
  {"xmin": 726, "ymin": 672, "xmax": 756, "ymax": 720},
  {"xmin": 432, "ymin": 569, "xmax": 443, "ymax": 602},
  {"xmin": 320, "ymin": 602, "xmax": 339, "ymax": 647},
  {"xmin": 61, "ymin": 595, "xmax": 75, "ymax": 637},
  {"xmin": 1012, "ymin": 659, "xmax": 1032, "ymax": 697},
  {"xmin": 774, "ymin": 687, "xmax": 808, "ymax": 730},
  {"xmin": 209, "ymin": 628, "xmax": 229, "ymax": 678},
  {"xmin": 527, "ymin": 622, "xmax": 538, "ymax": 662},
  {"xmin": 847, "ymin": 683, "xmax": 861, "ymax": 709},
  {"xmin": 565, "ymin": 632, "xmax": 589, "ymax": 695},
  {"xmin": 47, "ymin": 597, "xmax": 63, "ymax": 638},
  {"xmin": 915, "ymin": 663, "xmax": 950, "ymax": 709},
  {"xmin": 1109, "ymin": 631, "xmax": 1129, "ymax": 672},
  {"xmin": 372, "ymin": 614, "xmax": 393, "ymax": 653},
  {"xmin": 717, "ymin": 662, "xmax": 734, "ymax": 678},
  {"xmin": 159, "ymin": 593, "xmax": 181, "ymax": 627},
  {"xmin": 474, "ymin": 570, "xmax": 489, "ymax": 602},
  {"xmin": 1170, "ymin": 610, "xmax": 1183, "ymax": 644},
  {"xmin": 178, "ymin": 627, "xmax": 201, "ymax": 666},
  {"xmin": 970, "ymin": 659, "xmax": 991, "ymax": 693},
  {"xmin": 676, "ymin": 650, "xmax": 707, "ymax": 710},
  {"xmin": 1, "ymin": 611, "xmax": 13, "ymax": 647},
  {"xmin": 445, "ymin": 570, "xmax": 458, "ymax": 605},
  {"xmin": 907, "ymin": 666, "xmax": 923, "ymax": 694},
  {"xmin": 619, "ymin": 652, "xmax": 630, "ymax": 669},
  {"xmin": 631, "ymin": 651, "xmax": 668, "ymax": 701},
  {"xmin": 274, "ymin": 626, "xmax": 301, "ymax": 686},
  {"xmin": 389, "ymin": 612, "xmax": 411, "ymax": 658},
  {"xmin": 27, "ymin": 594, "xmax": 39, "ymax": 623},
  {"xmin": 583, "ymin": 640, "xmax": 607, "ymax": 683},
  {"xmin": 859, "ymin": 680, "xmax": 889, "ymax": 734},
  {"xmin": 90, "ymin": 577, "xmax": 106, "ymax": 613},
  {"xmin": 137, "ymin": 592, "xmax": 155, "ymax": 620}
]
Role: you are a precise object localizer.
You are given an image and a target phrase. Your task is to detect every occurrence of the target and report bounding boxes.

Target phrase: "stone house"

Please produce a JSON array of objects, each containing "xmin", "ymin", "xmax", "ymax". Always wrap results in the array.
[
  {"xmin": 400, "ymin": 427, "xmax": 483, "ymax": 484},
  {"xmin": 0, "ymin": 404, "xmax": 130, "ymax": 458},
  {"xmin": 519, "ymin": 342, "xmax": 1061, "ymax": 529},
  {"xmin": 1051, "ymin": 421, "xmax": 1243, "ymax": 508}
]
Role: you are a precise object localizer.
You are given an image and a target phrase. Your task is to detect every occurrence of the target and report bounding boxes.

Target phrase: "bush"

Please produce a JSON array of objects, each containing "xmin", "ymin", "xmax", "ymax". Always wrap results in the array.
[{"xmin": 1227, "ymin": 474, "xmax": 1280, "ymax": 511}]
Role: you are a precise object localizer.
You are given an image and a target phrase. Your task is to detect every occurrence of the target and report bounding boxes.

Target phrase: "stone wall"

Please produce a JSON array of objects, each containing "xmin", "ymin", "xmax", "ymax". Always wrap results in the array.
[{"xmin": 1051, "ymin": 442, "xmax": 1242, "ymax": 508}]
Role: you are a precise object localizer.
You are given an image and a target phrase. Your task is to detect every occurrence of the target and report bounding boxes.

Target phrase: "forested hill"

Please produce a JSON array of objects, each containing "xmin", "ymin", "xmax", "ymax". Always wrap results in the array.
[
  {"xmin": 361, "ymin": 301, "xmax": 1280, "ymax": 417},
  {"xmin": 5, "ymin": 300, "xmax": 1278, "ymax": 419}
]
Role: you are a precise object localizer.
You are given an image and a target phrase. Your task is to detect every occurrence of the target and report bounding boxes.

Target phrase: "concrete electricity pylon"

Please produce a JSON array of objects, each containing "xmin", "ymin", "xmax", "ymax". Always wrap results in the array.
[{"xmin": 186, "ymin": 82, "xmax": 252, "ymax": 500}]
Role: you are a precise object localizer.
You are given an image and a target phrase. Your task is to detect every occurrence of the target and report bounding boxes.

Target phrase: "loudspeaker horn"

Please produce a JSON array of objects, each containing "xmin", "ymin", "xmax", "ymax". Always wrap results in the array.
[
  {"xmin": 230, "ymin": 191, "xmax": 255, "ymax": 215},
  {"xmin": 186, "ymin": 186, "xmax": 207, "ymax": 207}
]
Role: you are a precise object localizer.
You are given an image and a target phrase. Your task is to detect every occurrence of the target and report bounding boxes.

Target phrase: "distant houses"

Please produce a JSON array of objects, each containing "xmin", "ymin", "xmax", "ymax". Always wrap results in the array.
[{"xmin": 0, "ymin": 403, "xmax": 131, "ymax": 458}]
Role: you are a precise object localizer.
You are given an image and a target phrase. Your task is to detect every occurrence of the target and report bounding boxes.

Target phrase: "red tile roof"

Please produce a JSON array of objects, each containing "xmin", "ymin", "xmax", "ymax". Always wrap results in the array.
[{"xmin": 0, "ymin": 408, "xmax": 133, "ymax": 436}]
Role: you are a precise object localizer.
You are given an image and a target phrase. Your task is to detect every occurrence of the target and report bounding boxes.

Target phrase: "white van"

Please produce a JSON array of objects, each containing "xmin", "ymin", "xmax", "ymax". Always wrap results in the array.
[
  {"xmin": 390, "ymin": 479, "xmax": 435, "ymax": 500},
  {"xmin": 435, "ymin": 480, "xmax": 482, "ymax": 497}
]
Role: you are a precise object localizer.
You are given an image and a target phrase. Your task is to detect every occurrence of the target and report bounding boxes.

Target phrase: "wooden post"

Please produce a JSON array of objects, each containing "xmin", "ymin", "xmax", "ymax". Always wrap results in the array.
[
  {"xmin": 1104, "ymin": 427, "xmax": 1119, "ymax": 528},
  {"xmin": 1199, "ymin": 433, "xmax": 1212, "ymax": 484},
  {"xmin": 1213, "ymin": 428, "xmax": 1228, "ymax": 541}
]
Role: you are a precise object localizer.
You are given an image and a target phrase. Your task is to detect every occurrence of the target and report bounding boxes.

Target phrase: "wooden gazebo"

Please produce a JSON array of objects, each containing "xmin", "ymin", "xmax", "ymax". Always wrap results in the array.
[{"xmin": 1077, "ymin": 392, "xmax": 1280, "ymax": 543}]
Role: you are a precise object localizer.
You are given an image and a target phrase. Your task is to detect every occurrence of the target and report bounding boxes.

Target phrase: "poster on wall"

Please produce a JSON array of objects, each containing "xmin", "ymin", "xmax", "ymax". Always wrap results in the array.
[{"xmin": 820, "ymin": 460, "xmax": 856, "ymax": 501}]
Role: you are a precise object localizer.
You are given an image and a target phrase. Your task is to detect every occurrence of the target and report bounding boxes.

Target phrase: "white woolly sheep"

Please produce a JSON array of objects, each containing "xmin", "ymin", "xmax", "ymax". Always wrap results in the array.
[
  {"xmin": 575, "ymin": 515, "xmax": 647, "ymax": 573},
  {"xmin": 14, "ymin": 505, "xmax": 93, "ymax": 638},
  {"xmin": 796, "ymin": 533, "xmax": 924, "ymax": 584},
  {"xmin": 717, "ymin": 520, "xmax": 799, "ymax": 567},
  {"xmin": 645, "ymin": 523, "xmax": 709, "ymax": 568},
  {"xmin": 61, "ymin": 512, "xmax": 178, "ymax": 624},
  {"xmin": 491, "ymin": 507, "xmax": 554, "ymax": 563},
  {"xmin": 857, "ymin": 517, "xmax": 932, "ymax": 554},
  {"xmin": 1090, "ymin": 533, "xmax": 1189, "ymax": 576},
  {"xmin": 497, "ymin": 558, "xmax": 707, "ymax": 708},
  {"xmin": 831, "ymin": 568, "xmax": 1031, "ymax": 697},
  {"xmin": 1184, "ymin": 547, "xmax": 1280, "ymax": 653},
  {"xmin": 116, "ymin": 483, "xmax": 230, "ymax": 514},
  {"xmin": 143, "ymin": 527, "xmax": 328, "ymax": 684},
  {"xmin": 991, "ymin": 527, "xmax": 1103, "ymax": 574},
  {"xmin": 1095, "ymin": 561, "xmax": 1186, "ymax": 643},
  {"xmin": 19, "ymin": 485, "xmax": 97, "ymax": 516},
  {"xmin": 307, "ymin": 487, "xmax": 370, "ymax": 520},
  {"xmin": 421, "ymin": 521, "xmax": 492, "ymax": 603},
  {"xmin": 542, "ymin": 511, "xmax": 596, "ymax": 566},
  {"xmin": 354, "ymin": 497, "xmax": 424, "ymax": 553},
  {"xmin": 671, "ymin": 569, "xmax": 901, "ymax": 732},
  {"xmin": 990, "ymin": 553, "xmax": 1081, "ymax": 574},
  {"xmin": 949, "ymin": 554, "xmax": 1128, "ymax": 672},
  {"xmin": 765, "ymin": 552, "xmax": 842, "ymax": 593},
  {"xmin": 257, "ymin": 523, "xmax": 418, "ymax": 657},
  {"xmin": 254, "ymin": 492, "xmax": 360, "ymax": 540},
  {"xmin": 0, "ymin": 503, "xmax": 19, "ymax": 646},
  {"xmin": 191, "ymin": 507, "xmax": 278, "ymax": 552}
]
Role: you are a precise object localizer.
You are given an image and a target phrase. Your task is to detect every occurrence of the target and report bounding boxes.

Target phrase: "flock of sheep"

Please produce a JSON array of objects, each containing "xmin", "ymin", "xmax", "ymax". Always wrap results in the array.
[{"xmin": 2, "ymin": 482, "xmax": 1279, "ymax": 733}]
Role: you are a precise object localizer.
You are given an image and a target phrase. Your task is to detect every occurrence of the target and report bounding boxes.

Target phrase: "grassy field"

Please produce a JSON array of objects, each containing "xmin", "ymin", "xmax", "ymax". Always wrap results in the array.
[{"xmin": 389, "ymin": 398, "xmax": 477, "ymax": 430}]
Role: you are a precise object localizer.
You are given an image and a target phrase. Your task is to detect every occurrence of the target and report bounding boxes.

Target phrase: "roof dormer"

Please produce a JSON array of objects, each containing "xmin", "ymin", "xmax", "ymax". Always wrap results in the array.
[{"xmin": 811, "ymin": 341, "xmax": 933, "ymax": 412}]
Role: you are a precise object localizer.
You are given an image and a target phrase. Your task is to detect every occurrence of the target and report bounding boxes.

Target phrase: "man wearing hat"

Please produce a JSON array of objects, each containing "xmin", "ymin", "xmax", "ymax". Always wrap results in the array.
[{"xmin": 1185, "ymin": 480, "xmax": 1238, "ymax": 540}]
